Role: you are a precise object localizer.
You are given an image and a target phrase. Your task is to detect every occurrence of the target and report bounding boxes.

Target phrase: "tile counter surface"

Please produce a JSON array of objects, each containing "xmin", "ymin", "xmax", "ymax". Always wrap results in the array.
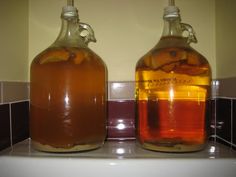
[
  {"xmin": 1, "ymin": 139, "xmax": 236, "ymax": 159},
  {"xmin": 0, "ymin": 139, "xmax": 236, "ymax": 177}
]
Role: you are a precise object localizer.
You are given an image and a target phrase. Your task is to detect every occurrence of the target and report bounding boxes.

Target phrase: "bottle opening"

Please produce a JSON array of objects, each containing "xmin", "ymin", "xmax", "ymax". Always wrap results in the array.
[
  {"xmin": 164, "ymin": 0, "xmax": 180, "ymax": 19},
  {"xmin": 62, "ymin": 0, "xmax": 78, "ymax": 18}
]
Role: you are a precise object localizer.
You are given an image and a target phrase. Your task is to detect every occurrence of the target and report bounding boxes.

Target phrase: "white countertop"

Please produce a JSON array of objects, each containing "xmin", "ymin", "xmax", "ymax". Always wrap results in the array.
[{"xmin": 0, "ymin": 139, "xmax": 236, "ymax": 177}]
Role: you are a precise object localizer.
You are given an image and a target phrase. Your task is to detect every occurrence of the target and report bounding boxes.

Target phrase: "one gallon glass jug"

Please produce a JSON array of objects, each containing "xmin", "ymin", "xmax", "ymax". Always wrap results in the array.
[
  {"xmin": 30, "ymin": 0, "xmax": 107, "ymax": 152},
  {"xmin": 135, "ymin": 0, "xmax": 211, "ymax": 152}
]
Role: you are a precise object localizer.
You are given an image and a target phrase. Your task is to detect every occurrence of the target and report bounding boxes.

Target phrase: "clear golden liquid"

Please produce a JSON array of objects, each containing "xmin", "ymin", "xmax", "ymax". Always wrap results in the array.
[
  {"xmin": 30, "ymin": 47, "xmax": 107, "ymax": 151},
  {"xmin": 136, "ymin": 38, "xmax": 211, "ymax": 152}
]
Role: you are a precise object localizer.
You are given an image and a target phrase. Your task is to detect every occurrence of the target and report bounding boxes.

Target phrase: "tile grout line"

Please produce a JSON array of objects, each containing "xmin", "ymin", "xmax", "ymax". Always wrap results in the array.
[
  {"xmin": 0, "ymin": 99, "xmax": 30, "ymax": 105},
  {"xmin": 215, "ymin": 135, "xmax": 232, "ymax": 146},
  {"xmin": 217, "ymin": 96, "xmax": 236, "ymax": 100},
  {"xmin": 9, "ymin": 103, "xmax": 13, "ymax": 147},
  {"xmin": 108, "ymin": 98, "xmax": 135, "ymax": 101},
  {"xmin": 212, "ymin": 81, "xmax": 217, "ymax": 142},
  {"xmin": 214, "ymin": 98, "xmax": 217, "ymax": 141},
  {"xmin": 9, "ymin": 99, "xmax": 29, "ymax": 104}
]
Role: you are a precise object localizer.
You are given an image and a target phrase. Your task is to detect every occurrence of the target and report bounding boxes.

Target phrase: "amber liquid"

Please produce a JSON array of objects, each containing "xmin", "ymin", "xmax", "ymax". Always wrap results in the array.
[
  {"xmin": 136, "ymin": 37, "xmax": 211, "ymax": 152},
  {"xmin": 30, "ymin": 47, "xmax": 107, "ymax": 152}
]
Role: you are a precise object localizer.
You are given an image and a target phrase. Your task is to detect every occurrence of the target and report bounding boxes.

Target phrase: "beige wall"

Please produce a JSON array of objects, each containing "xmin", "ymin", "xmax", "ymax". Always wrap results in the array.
[
  {"xmin": 215, "ymin": 0, "xmax": 236, "ymax": 79},
  {"xmin": 0, "ymin": 0, "xmax": 217, "ymax": 82},
  {"xmin": 28, "ymin": 0, "xmax": 216, "ymax": 81},
  {"xmin": 0, "ymin": 0, "xmax": 28, "ymax": 81}
]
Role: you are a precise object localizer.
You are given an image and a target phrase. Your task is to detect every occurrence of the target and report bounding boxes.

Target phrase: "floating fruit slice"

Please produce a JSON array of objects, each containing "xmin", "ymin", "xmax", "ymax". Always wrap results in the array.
[{"xmin": 39, "ymin": 48, "xmax": 70, "ymax": 64}]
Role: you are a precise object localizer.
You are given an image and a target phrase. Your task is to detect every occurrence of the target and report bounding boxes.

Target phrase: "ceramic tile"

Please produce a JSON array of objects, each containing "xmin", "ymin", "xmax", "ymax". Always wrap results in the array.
[
  {"xmin": 107, "ymin": 82, "xmax": 111, "ymax": 101},
  {"xmin": 11, "ymin": 101, "xmax": 29, "ymax": 145},
  {"xmin": 203, "ymin": 99, "xmax": 214, "ymax": 138},
  {"xmin": 0, "ymin": 82, "xmax": 3, "ymax": 103},
  {"xmin": 107, "ymin": 100, "xmax": 135, "ymax": 140},
  {"xmin": 233, "ymin": 99, "xmax": 236, "ymax": 146},
  {"xmin": 218, "ymin": 77, "xmax": 236, "ymax": 98},
  {"xmin": 27, "ymin": 82, "xmax": 30, "ymax": 99},
  {"xmin": 211, "ymin": 80, "xmax": 220, "ymax": 98},
  {"xmin": 109, "ymin": 81, "xmax": 135, "ymax": 100},
  {"xmin": 216, "ymin": 138, "xmax": 232, "ymax": 147},
  {"xmin": 210, "ymin": 99, "xmax": 216, "ymax": 136},
  {"xmin": 216, "ymin": 98, "xmax": 231, "ymax": 143},
  {"xmin": 2, "ymin": 82, "xmax": 29, "ymax": 103},
  {"xmin": 0, "ymin": 104, "xmax": 10, "ymax": 151}
]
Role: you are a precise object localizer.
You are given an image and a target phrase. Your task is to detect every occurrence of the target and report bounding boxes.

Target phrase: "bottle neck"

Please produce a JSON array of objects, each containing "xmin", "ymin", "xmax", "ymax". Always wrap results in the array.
[
  {"xmin": 161, "ymin": 17, "xmax": 183, "ymax": 37},
  {"xmin": 52, "ymin": 15, "xmax": 86, "ymax": 48},
  {"xmin": 157, "ymin": 16, "xmax": 190, "ymax": 49},
  {"xmin": 158, "ymin": 4, "xmax": 197, "ymax": 47}
]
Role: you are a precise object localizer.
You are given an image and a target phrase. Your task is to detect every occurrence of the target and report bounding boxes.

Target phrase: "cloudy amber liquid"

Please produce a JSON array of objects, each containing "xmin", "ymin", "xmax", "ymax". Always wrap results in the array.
[
  {"xmin": 136, "ymin": 37, "xmax": 211, "ymax": 152},
  {"xmin": 30, "ymin": 47, "xmax": 107, "ymax": 152}
]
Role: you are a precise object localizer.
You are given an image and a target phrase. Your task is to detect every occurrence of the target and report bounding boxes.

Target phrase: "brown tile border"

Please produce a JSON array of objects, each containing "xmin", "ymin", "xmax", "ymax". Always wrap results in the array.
[
  {"xmin": 0, "ymin": 79, "xmax": 236, "ymax": 151},
  {"xmin": 211, "ymin": 80, "xmax": 220, "ymax": 98},
  {"xmin": 218, "ymin": 77, "xmax": 236, "ymax": 98},
  {"xmin": 108, "ymin": 80, "xmax": 223, "ymax": 100},
  {"xmin": 1, "ymin": 82, "xmax": 29, "ymax": 103},
  {"xmin": 108, "ymin": 81, "xmax": 135, "ymax": 100},
  {"xmin": 0, "ymin": 79, "xmax": 226, "ymax": 102}
]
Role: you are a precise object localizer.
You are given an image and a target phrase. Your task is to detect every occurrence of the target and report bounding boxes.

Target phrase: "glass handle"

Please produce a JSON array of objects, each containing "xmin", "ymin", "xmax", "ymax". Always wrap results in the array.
[
  {"xmin": 79, "ymin": 22, "xmax": 96, "ymax": 45},
  {"xmin": 181, "ymin": 23, "xmax": 197, "ymax": 44}
]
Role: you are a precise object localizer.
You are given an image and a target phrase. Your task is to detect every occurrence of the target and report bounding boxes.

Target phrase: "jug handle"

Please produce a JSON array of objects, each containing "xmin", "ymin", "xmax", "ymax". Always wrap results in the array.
[
  {"xmin": 181, "ymin": 23, "xmax": 197, "ymax": 44},
  {"xmin": 79, "ymin": 22, "xmax": 97, "ymax": 45}
]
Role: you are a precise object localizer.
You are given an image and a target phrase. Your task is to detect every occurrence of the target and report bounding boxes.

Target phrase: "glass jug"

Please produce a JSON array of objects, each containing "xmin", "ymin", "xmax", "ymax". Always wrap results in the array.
[
  {"xmin": 30, "ymin": 1, "xmax": 107, "ymax": 152},
  {"xmin": 135, "ymin": 0, "xmax": 211, "ymax": 152}
]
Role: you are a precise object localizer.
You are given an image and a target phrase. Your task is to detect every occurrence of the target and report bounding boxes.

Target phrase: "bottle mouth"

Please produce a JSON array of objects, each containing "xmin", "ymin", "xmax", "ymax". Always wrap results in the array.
[
  {"xmin": 61, "ymin": 5, "xmax": 78, "ymax": 18},
  {"xmin": 163, "ymin": 6, "xmax": 180, "ymax": 19}
]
